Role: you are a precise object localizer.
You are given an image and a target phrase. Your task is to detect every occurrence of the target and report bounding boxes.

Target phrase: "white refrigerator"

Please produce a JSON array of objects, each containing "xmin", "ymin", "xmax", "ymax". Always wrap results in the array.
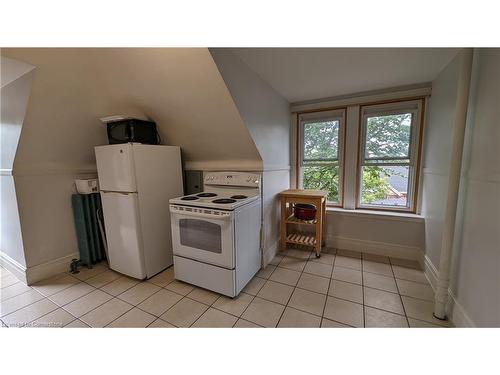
[{"xmin": 95, "ymin": 143, "xmax": 183, "ymax": 279}]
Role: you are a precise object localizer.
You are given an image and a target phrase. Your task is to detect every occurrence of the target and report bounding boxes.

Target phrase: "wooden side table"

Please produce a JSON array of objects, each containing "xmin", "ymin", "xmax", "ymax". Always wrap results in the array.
[{"xmin": 279, "ymin": 189, "xmax": 328, "ymax": 258}]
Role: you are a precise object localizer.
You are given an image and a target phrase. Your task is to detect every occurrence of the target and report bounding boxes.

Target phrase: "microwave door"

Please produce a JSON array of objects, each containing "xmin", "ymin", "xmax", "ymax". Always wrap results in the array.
[{"xmin": 108, "ymin": 122, "xmax": 130, "ymax": 144}]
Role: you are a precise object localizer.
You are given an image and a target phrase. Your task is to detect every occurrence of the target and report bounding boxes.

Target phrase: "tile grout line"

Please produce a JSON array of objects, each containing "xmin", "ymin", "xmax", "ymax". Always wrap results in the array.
[
  {"xmin": 63, "ymin": 268, "xmax": 141, "ymax": 322},
  {"xmin": 0, "ymin": 281, "xmax": 29, "ymax": 301},
  {"xmin": 2, "ymin": 255, "xmax": 436, "ymax": 328},
  {"xmin": 32, "ymin": 286, "xmax": 104, "ymax": 326},
  {"xmin": 97, "ymin": 283, "xmax": 187, "ymax": 328},
  {"xmin": 274, "ymin": 247, "xmax": 313, "ymax": 327},
  {"xmin": 127, "ymin": 276, "xmax": 299, "ymax": 326},
  {"xmin": 0, "ymin": 274, "xmax": 86, "ymax": 322},
  {"xmin": 0, "ymin": 288, "xmax": 47, "ymax": 318},
  {"xmin": 112, "ymin": 287, "xmax": 191, "ymax": 326},
  {"xmin": 55, "ymin": 268, "xmax": 156, "ymax": 326},
  {"xmin": 253, "ymin": 254, "xmax": 294, "ymax": 327},
  {"xmin": 181, "ymin": 256, "xmax": 423, "ymax": 325},
  {"xmin": 231, "ymin": 256, "xmax": 298, "ymax": 327},
  {"xmin": 31, "ymin": 252, "xmax": 339, "ymax": 327},
  {"xmin": 185, "ymin": 293, "xmax": 220, "ymax": 327},
  {"xmin": 389, "ymin": 257, "xmax": 411, "ymax": 327},
  {"xmin": 100, "ymin": 269, "xmax": 183, "ymax": 327},
  {"xmin": 102, "ymin": 304, "xmax": 139, "ymax": 328},
  {"xmin": 8, "ymin": 263, "xmax": 258, "ymax": 326},
  {"xmin": 1, "ymin": 269, "xmax": 105, "ymax": 326},
  {"xmin": 152, "ymin": 282, "xmax": 244, "ymax": 327},
  {"xmin": 250, "ymin": 264, "xmax": 413, "ymax": 325},
  {"xmin": 74, "ymin": 266, "xmax": 189, "ymax": 326},
  {"xmin": 230, "ymin": 276, "xmax": 264, "ymax": 327},
  {"xmin": 4, "ymin": 260, "xmax": 275, "ymax": 327},
  {"xmin": 319, "ymin": 248, "xmax": 337, "ymax": 327}
]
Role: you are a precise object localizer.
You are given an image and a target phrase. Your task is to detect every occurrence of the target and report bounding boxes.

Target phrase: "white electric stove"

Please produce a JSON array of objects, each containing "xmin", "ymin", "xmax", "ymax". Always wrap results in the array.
[{"xmin": 169, "ymin": 171, "xmax": 262, "ymax": 297}]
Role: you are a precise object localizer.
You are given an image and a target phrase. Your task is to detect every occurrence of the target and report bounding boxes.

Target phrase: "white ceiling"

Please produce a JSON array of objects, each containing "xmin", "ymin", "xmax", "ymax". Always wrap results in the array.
[{"xmin": 231, "ymin": 48, "xmax": 460, "ymax": 103}]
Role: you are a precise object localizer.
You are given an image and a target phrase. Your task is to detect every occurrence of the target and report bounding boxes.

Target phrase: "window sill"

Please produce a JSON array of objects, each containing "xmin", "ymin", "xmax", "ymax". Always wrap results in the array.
[{"xmin": 326, "ymin": 207, "xmax": 424, "ymax": 223}]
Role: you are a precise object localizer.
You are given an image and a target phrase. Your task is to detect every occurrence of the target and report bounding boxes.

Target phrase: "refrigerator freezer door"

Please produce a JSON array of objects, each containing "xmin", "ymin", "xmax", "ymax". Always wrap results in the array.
[
  {"xmin": 95, "ymin": 144, "xmax": 137, "ymax": 192},
  {"xmin": 100, "ymin": 191, "xmax": 146, "ymax": 279}
]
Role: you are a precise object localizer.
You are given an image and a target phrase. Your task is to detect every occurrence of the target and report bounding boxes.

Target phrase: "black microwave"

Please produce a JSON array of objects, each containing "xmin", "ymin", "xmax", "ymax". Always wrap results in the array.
[{"xmin": 107, "ymin": 119, "xmax": 159, "ymax": 145}]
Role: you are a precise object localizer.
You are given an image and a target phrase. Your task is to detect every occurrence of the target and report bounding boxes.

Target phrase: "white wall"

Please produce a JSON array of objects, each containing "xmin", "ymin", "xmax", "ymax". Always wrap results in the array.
[
  {"xmin": 449, "ymin": 49, "xmax": 500, "ymax": 327},
  {"xmin": 1, "ymin": 58, "xmax": 34, "ymax": 268},
  {"xmin": 209, "ymin": 49, "xmax": 290, "ymax": 170},
  {"xmin": 421, "ymin": 49, "xmax": 500, "ymax": 327},
  {"xmin": 209, "ymin": 49, "xmax": 291, "ymax": 264},
  {"xmin": 262, "ymin": 170, "xmax": 290, "ymax": 263},
  {"xmin": 2, "ymin": 48, "xmax": 262, "ymax": 172},
  {"xmin": 421, "ymin": 54, "xmax": 460, "ymax": 267},
  {"xmin": 0, "ymin": 48, "xmax": 262, "ymax": 281},
  {"xmin": 0, "ymin": 175, "xmax": 26, "ymax": 267},
  {"xmin": 326, "ymin": 211, "xmax": 424, "ymax": 259},
  {"xmin": 13, "ymin": 173, "xmax": 97, "ymax": 268}
]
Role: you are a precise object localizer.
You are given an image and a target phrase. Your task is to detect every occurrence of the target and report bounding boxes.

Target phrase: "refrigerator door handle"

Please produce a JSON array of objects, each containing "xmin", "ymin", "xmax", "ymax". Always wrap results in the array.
[{"xmin": 101, "ymin": 190, "xmax": 136, "ymax": 195}]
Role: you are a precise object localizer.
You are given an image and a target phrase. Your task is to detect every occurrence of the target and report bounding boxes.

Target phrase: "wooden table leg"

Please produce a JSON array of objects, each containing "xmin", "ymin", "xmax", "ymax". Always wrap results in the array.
[
  {"xmin": 315, "ymin": 198, "xmax": 322, "ymax": 257},
  {"xmin": 321, "ymin": 198, "xmax": 326, "ymax": 247},
  {"xmin": 280, "ymin": 197, "xmax": 287, "ymax": 251}
]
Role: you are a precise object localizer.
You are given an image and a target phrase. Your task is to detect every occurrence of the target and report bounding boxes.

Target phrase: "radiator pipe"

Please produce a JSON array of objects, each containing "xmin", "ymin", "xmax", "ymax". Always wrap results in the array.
[{"xmin": 433, "ymin": 48, "xmax": 474, "ymax": 320}]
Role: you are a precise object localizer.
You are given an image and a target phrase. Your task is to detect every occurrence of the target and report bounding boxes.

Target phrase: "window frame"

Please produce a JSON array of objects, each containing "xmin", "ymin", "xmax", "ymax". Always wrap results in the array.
[
  {"xmin": 297, "ymin": 109, "xmax": 346, "ymax": 206},
  {"xmin": 356, "ymin": 100, "xmax": 424, "ymax": 213}
]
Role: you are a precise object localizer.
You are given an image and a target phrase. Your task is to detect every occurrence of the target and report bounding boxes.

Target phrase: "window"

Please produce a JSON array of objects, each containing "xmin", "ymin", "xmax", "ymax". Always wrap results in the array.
[
  {"xmin": 357, "ymin": 101, "xmax": 423, "ymax": 212},
  {"xmin": 295, "ymin": 98, "xmax": 424, "ymax": 213},
  {"xmin": 298, "ymin": 110, "xmax": 345, "ymax": 204}
]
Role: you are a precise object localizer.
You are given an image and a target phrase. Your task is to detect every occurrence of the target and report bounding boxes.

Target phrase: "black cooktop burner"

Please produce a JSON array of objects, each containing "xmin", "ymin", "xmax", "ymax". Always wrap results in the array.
[
  {"xmin": 181, "ymin": 196, "xmax": 199, "ymax": 201},
  {"xmin": 212, "ymin": 198, "xmax": 236, "ymax": 204},
  {"xmin": 231, "ymin": 195, "xmax": 248, "ymax": 199},
  {"xmin": 196, "ymin": 193, "xmax": 218, "ymax": 197}
]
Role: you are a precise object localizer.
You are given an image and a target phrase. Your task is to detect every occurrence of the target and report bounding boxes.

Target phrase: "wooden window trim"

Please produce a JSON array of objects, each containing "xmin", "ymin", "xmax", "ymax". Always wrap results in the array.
[
  {"xmin": 293, "ymin": 96, "xmax": 427, "ymax": 214},
  {"xmin": 355, "ymin": 98, "xmax": 425, "ymax": 213},
  {"xmin": 296, "ymin": 108, "xmax": 347, "ymax": 207}
]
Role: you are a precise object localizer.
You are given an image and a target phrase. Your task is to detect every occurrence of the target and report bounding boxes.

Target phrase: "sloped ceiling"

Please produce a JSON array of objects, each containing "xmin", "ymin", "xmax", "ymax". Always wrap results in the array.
[
  {"xmin": 0, "ymin": 48, "xmax": 262, "ymax": 173},
  {"xmin": 1, "ymin": 56, "xmax": 35, "ymax": 88},
  {"xmin": 210, "ymin": 48, "xmax": 291, "ymax": 170},
  {"xmin": 231, "ymin": 48, "xmax": 461, "ymax": 102}
]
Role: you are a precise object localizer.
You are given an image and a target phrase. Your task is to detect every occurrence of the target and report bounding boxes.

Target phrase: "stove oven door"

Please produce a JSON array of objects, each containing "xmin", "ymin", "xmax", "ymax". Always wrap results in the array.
[{"xmin": 170, "ymin": 205, "xmax": 234, "ymax": 269}]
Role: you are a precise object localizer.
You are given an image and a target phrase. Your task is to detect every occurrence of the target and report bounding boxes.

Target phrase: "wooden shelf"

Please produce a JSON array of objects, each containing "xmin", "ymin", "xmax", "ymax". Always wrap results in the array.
[
  {"xmin": 286, "ymin": 214, "xmax": 317, "ymax": 225},
  {"xmin": 286, "ymin": 233, "xmax": 317, "ymax": 247},
  {"xmin": 280, "ymin": 189, "xmax": 327, "ymax": 256}
]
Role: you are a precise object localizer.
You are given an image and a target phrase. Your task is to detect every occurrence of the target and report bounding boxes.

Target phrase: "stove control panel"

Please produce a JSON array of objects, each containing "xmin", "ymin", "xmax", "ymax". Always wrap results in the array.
[
  {"xmin": 204, "ymin": 172, "xmax": 261, "ymax": 187},
  {"xmin": 170, "ymin": 204, "xmax": 232, "ymax": 217}
]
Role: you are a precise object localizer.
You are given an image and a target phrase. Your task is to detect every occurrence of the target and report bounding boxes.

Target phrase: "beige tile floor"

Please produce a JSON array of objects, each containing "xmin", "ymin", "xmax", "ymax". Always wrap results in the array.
[{"xmin": 0, "ymin": 248, "xmax": 452, "ymax": 328}]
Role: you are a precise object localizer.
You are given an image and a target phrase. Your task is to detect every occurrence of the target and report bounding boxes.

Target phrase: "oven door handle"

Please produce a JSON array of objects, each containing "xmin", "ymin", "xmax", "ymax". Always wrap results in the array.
[{"xmin": 170, "ymin": 210, "xmax": 232, "ymax": 221}]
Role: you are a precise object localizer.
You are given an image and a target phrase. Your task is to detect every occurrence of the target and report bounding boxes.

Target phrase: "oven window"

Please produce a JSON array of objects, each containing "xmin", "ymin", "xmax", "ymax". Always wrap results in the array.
[{"xmin": 179, "ymin": 219, "xmax": 222, "ymax": 253}]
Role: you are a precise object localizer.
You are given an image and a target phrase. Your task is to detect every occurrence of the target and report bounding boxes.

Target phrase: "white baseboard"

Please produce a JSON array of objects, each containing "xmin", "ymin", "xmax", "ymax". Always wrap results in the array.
[
  {"xmin": 448, "ymin": 291, "xmax": 476, "ymax": 327},
  {"xmin": 25, "ymin": 252, "xmax": 78, "ymax": 284},
  {"xmin": 0, "ymin": 251, "xmax": 28, "ymax": 284},
  {"xmin": 326, "ymin": 235, "xmax": 421, "ymax": 260},
  {"xmin": 262, "ymin": 240, "xmax": 279, "ymax": 268},
  {"xmin": 1, "ymin": 251, "xmax": 78, "ymax": 285},
  {"xmin": 423, "ymin": 254, "xmax": 475, "ymax": 327}
]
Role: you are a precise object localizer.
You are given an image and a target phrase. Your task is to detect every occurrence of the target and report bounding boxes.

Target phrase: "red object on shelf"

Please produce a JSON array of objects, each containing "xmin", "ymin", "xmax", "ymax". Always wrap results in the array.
[{"xmin": 293, "ymin": 203, "xmax": 317, "ymax": 221}]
